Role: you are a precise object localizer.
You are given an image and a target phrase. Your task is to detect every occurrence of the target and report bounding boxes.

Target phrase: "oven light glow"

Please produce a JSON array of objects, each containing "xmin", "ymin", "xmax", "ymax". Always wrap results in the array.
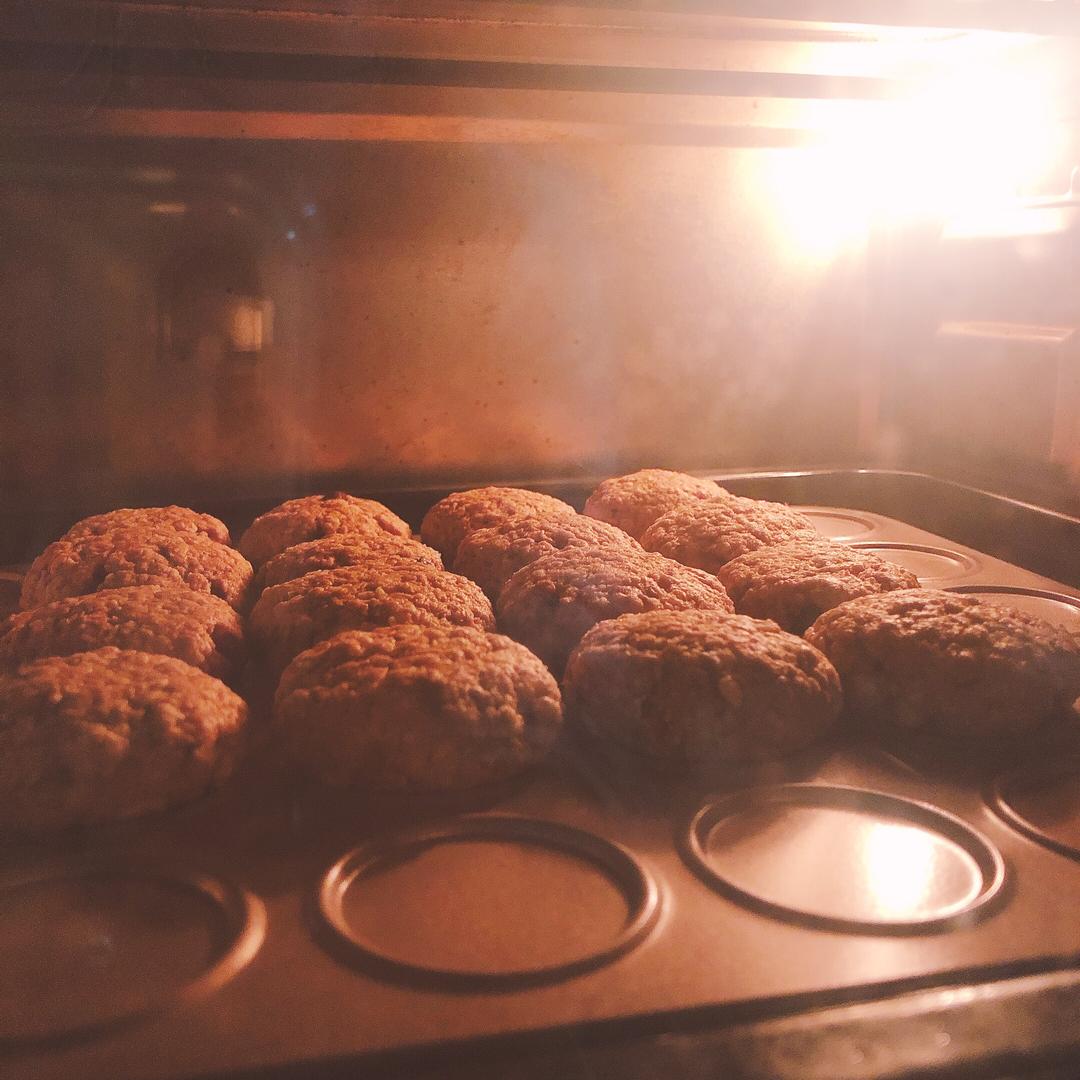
[
  {"xmin": 228, "ymin": 298, "xmax": 272, "ymax": 352},
  {"xmin": 761, "ymin": 39, "xmax": 1064, "ymax": 264},
  {"xmin": 130, "ymin": 166, "xmax": 178, "ymax": 184}
]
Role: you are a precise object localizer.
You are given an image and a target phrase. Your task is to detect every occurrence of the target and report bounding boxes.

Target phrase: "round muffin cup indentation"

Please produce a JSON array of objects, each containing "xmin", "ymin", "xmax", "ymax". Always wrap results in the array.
[
  {"xmin": 317, "ymin": 815, "xmax": 661, "ymax": 990},
  {"xmin": 680, "ymin": 784, "xmax": 1005, "ymax": 935},
  {"xmin": 945, "ymin": 585, "xmax": 1080, "ymax": 633},
  {"xmin": 796, "ymin": 508, "xmax": 879, "ymax": 542},
  {"xmin": 848, "ymin": 542, "xmax": 979, "ymax": 583},
  {"xmin": 0, "ymin": 864, "xmax": 266, "ymax": 1046},
  {"xmin": 990, "ymin": 764, "xmax": 1080, "ymax": 863}
]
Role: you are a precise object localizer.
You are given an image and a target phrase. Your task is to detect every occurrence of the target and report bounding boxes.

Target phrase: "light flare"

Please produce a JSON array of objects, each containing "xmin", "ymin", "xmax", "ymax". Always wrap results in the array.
[{"xmin": 760, "ymin": 35, "xmax": 1067, "ymax": 264}]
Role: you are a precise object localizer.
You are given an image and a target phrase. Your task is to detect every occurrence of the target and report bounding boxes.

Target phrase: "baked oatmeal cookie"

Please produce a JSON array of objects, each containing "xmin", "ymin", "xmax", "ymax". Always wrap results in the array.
[
  {"xmin": 497, "ymin": 547, "xmax": 734, "ymax": 675},
  {"xmin": 641, "ymin": 496, "xmax": 818, "ymax": 575},
  {"xmin": 0, "ymin": 648, "xmax": 247, "ymax": 832},
  {"xmin": 274, "ymin": 623, "xmax": 562, "ymax": 790},
  {"xmin": 718, "ymin": 539, "xmax": 919, "ymax": 634},
  {"xmin": 584, "ymin": 469, "xmax": 731, "ymax": 540},
  {"xmin": 420, "ymin": 487, "xmax": 576, "ymax": 566},
  {"xmin": 238, "ymin": 494, "xmax": 411, "ymax": 567},
  {"xmin": 250, "ymin": 561, "xmax": 495, "ymax": 675},
  {"xmin": 564, "ymin": 609, "xmax": 841, "ymax": 767},
  {"xmin": 0, "ymin": 585, "xmax": 245, "ymax": 682},
  {"xmin": 20, "ymin": 528, "xmax": 254, "ymax": 612},
  {"xmin": 254, "ymin": 532, "xmax": 442, "ymax": 594},
  {"xmin": 454, "ymin": 515, "xmax": 640, "ymax": 600},
  {"xmin": 805, "ymin": 589, "xmax": 1080, "ymax": 741}
]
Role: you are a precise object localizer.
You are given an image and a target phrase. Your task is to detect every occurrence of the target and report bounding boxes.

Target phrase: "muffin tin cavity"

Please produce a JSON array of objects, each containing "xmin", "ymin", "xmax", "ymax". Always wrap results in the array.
[
  {"xmin": 991, "ymin": 764, "xmax": 1080, "ymax": 862},
  {"xmin": 945, "ymin": 585, "xmax": 1080, "ymax": 632},
  {"xmin": 848, "ymin": 542, "xmax": 978, "ymax": 583},
  {"xmin": 0, "ymin": 865, "xmax": 265, "ymax": 1044},
  {"xmin": 681, "ymin": 784, "xmax": 1005, "ymax": 934},
  {"xmin": 317, "ymin": 815, "xmax": 660, "ymax": 989},
  {"xmin": 797, "ymin": 508, "xmax": 879, "ymax": 542}
]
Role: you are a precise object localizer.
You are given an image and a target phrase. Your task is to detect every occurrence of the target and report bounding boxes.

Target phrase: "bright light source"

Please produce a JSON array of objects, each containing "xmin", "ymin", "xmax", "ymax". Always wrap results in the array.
[
  {"xmin": 758, "ymin": 34, "xmax": 1066, "ymax": 265},
  {"xmin": 942, "ymin": 203, "xmax": 1075, "ymax": 240},
  {"xmin": 148, "ymin": 201, "xmax": 188, "ymax": 216},
  {"xmin": 228, "ymin": 298, "xmax": 272, "ymax": 352}
]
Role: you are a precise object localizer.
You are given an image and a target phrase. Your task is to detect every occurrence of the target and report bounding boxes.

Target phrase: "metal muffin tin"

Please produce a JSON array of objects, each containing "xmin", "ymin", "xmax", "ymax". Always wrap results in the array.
[
  {"xmin": 0, "ymin": 863, "xmax": 266, "ymax": 1048},
  {"xmin": 317, "ymin": 815, "xmax": 661, "ymax": 991},
  {"xmin": 2, "ymin": 476, "xmax": 1080, "ymax": 1080},
  {"xmin": 681, "ymin": 783, "xmax": 1006, "ymax": 935}
]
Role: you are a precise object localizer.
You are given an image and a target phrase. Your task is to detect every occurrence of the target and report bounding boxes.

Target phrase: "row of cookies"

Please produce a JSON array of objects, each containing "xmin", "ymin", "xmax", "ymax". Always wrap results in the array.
[
  {"xmin": 578, "ymin": 470, "xmax": 1080, "ymax": 751},
  {"xmin": 262, "ymin": 482, "xmax": 847, "ymax": 788},
  {"xmin": 2, "ymin": 506, "xmax": 254, "ymax": 832},
  {"xmin": 0, "ymin": 496, "xmax": 434, "ymax": 831},
  {"xmin": 0, "ymin": 494, "xmax": 572, "ymax": 828},
  {"xmin": 4, "ymin": 478, "xmax": 1079, "ymax": 833},
  {"xmin": 420, "ymin": 474, "xmax": 858, "ymax": 773},
  {"xmin": 238, "ymin": 494, "xmax": 563, "ymax": 793}
]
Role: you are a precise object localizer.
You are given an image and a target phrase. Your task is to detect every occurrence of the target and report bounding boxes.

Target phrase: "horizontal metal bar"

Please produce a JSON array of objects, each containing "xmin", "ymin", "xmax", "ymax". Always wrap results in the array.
[
  {"xmin": 0, "ymin": 102, "xmax": 822, "ymax": 144},
  {"xmin": 1, "ymin": 0, "xmax": 1050, "ymax": 75}
]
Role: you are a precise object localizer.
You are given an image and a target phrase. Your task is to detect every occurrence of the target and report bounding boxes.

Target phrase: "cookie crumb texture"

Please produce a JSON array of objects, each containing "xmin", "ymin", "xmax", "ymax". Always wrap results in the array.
[
  {"xmin": 0, "ymin": 648, "xmax": 247, "ymax": 833},
  {"xmin": 584, "ymin": 469, "xmax": 730, "ymax": 540},
  {"xmin": 718, "ymin": 539, "xmax": 919, "ymax": 634},
  {"xmin": 454, "ymin": 515, "xmax": 640, "ymax": 600},
  {"xmin": 420, "ymin": 487, "xmax": 576, "ymax": 565},
  {"xmin": 642, "ymin": 496, "xmax": 818, "ymax": 574},
  {"xmin": 62, "ymin": 506, "xmax": 231, "ymax": 547},
  {"xmin": 19, "ymin": 528, "xmax": 254, "ymax": 612},
  {"xmin": 805, "ymin": 589, "xmax": 1080, "ymax": 741},
  {"xmin": 0, "ymin": 585, "xmax": 245, "ymax": 681},
  {"xmin": 565, "ymin": 610, "xmax": 841, "ymax": 767},
  {"xmin": 274, "ymin": 624, "xmax": 563, "ymax": 790},
  {"xmin": 497, "ymin": 548, "xmax": 735, "ymax": 675},
  {"xmin": 254, "ymin": 533, "xmax": 442, "ymax": 594},
  {"xmin": 250, "ymin": 561, "xmax": 496, "ymax": 675},
  {"xmin": 238, "ymin": 494, "xmax": 411, "ymax": 567}
]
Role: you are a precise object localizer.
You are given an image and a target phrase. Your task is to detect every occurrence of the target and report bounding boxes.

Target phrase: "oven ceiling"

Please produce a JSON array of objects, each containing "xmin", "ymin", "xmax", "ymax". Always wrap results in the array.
[{"xmin": 1, "ymin": 1, "xmax": 1076, "ymax": 144}]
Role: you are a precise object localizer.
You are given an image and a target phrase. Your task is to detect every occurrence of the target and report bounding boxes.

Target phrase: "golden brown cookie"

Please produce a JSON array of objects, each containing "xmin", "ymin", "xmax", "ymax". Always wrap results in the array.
[
  {"xmin": 238, "ymin": 494, "xmax": 411, "ymax": 567},
  {"xmin": 454, "ymin": 515, "xmax": 641, "ymax": 600},
  {"xmin": 718, "ymin": 539, "xmax": 919, "ymax": 634},
  {"xmin": 584, "ymin": 469, "xmax": 731, "ymax": 540},
  {"xmin": 641, "ymin": 496, "xmax": 818, "ymax": 575},
  {"xmin": 0, "ymin": 585, "xmax": 245, "ymax": 682},
  {"xmin": 420, "ymin": 487, "xmax": 576, "ymax": 565},
  {"xmin": 254, "ymin": 533, "xmax": 442, "ymax": 594},
  {"xmin": 274, "ymin": 624, "xmax": 562, "ymax": 790},
  {"xmin": 250, "ymin": 560, "xmax": 496, "ymax": 676},
  {"xmin": 565, "ymin": 610, "xmax": 841, "ymax": 768},
  {"xmin": 20, "ymin": 528, "xmax": 254, "ymax": 612},
  {"xmin": 62, "ymin": 506, "xmax": 231, "ymax": 546},
  {"xmin": 497, "ymin": 547, "xmax": 734, "ymax": 676},
  {"xmin": 0, "ymin": 648, "xmax": 247, "ymax": 833},
  {"xmin": 805, "ymin": 589, "xmax": 1080, "ymax": 742}
]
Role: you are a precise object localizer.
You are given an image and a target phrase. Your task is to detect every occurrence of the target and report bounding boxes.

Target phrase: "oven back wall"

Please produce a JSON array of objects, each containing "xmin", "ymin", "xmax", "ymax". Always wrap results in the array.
[{"xmin": 0, "ymin": 139, "xmax": 865, "ymax": 513}]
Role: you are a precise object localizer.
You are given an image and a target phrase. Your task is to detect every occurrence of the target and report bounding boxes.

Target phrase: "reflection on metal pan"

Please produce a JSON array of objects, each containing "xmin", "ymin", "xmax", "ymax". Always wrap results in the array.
[
  {"xmin": 681, "ymin": 784, "xmax": 1005, "ymax": 935},
  {"xmin": 848, "ymin": 542, "xmax": 979, "ymax": 582},
  {"xmin": 795, "ymin": 506, "xmax": 880, "ymax": 541},
  {"xmin": 945, "ymin": 584, "xmax": 1080, "ymax": 632}
]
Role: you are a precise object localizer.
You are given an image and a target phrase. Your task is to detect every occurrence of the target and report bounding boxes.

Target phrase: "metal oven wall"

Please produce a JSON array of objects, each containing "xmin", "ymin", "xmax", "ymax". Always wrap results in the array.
[{"xmin": 0, "ymin": 137, "xmax": 868, "ymax": 512}]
